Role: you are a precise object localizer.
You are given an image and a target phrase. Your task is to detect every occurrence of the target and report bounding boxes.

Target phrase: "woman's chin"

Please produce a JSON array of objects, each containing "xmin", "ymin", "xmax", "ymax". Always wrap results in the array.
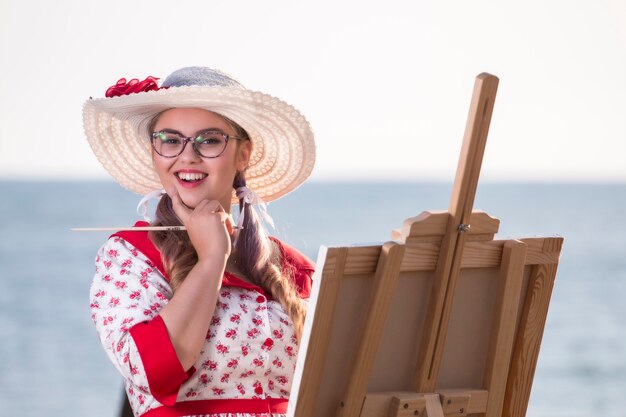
[
  {"xmin": 177, "ymin": 193, "xmax": 202, "ymax": 210},
  {"xmin": 175, "ymin": 186, "xmax": 232, "ymax": 212}
]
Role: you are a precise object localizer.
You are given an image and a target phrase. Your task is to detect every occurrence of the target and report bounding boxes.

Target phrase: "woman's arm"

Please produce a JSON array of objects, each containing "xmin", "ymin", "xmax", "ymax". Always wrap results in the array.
[
  {"xmin": 158, "ymin": 257, "xmax": 224, "ymax": 371},
  {"xmin": 158, "ymin": 192, "xmax": 234, "ymax": 371}
]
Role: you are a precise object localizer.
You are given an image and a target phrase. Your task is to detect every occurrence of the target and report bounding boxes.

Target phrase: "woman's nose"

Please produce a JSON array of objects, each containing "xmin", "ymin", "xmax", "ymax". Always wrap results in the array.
[{"xmin": 178, "ymin": 138, "xmax": 202, "ymax": 162}]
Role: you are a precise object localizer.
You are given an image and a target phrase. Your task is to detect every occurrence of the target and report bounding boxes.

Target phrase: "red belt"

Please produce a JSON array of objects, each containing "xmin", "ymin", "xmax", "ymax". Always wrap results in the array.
[{"xmin": 141, "ymin": 398, "xmax": 289, "ymax": 416}]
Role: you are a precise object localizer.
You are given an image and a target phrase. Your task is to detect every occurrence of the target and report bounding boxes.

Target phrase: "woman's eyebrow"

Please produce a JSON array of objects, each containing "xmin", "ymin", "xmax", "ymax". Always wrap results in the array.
[
  {"xmin": 156, "ymin": 128, "xmax": 183, "ymax": 135},
  {"xmin": 155, "ymin": 127, "xmax": 227, "ymax": 136},
  {"xmin": 195, "ymin": 127, "xmax": 227, "ymax": 135}
]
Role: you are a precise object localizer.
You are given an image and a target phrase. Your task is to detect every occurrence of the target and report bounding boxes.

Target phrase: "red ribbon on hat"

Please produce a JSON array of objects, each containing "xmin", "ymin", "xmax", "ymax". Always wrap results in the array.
[{"xmin": 105, "ymin": 76, "xmax": 161, "ymax": 98}]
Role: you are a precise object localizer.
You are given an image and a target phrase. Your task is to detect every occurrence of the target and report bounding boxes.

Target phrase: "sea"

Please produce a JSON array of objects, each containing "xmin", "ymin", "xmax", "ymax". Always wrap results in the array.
[{"xmin": 0, "ymin": 180, "xmax": 624, "ymax": 417}]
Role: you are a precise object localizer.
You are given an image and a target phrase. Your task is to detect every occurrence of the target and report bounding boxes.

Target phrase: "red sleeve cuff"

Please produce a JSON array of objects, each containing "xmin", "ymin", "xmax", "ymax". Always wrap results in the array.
[{"xmin": 129, "ymin": 315, "xmax": 195, "ymax": 406}]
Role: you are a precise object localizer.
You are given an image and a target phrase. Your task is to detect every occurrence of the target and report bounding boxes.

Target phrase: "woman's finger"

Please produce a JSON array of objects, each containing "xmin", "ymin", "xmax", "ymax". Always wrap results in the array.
[
  {"xmin": 197, "ymin": 201, "xmax": 232, "ymax": 234},
  {"xmin": 203, "ymin": 200, "xmax": 225, "ymax": 214},
  {"xmin": 223, "ymin": 213, "xmax": 234, "ymax": 235}
]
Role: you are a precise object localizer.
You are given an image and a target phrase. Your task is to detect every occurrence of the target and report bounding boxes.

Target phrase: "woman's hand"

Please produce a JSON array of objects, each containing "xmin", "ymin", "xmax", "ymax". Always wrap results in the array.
[{"xmin": 168, "ymin": 189, "xmax": 234, "ymax": 262}]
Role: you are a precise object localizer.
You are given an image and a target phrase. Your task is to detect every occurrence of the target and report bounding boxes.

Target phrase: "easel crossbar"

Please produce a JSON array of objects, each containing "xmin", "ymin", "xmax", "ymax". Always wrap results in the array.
[{"xmin": 361, "ymin": 389, "xmax": 488, "ymax": 417}]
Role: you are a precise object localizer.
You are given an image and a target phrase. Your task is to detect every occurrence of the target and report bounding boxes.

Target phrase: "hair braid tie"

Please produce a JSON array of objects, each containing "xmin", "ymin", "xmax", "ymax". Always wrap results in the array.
[
  {"xmin": 235, "ymin": 186, "xmax": 275, "ymax": 231},
  {"xmin": 137, "ymin": 189, "xmax": 166, "ymax": 221}
]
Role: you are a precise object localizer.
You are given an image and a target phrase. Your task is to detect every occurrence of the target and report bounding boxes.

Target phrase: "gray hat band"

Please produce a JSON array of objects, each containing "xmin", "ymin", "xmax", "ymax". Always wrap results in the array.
[{"xmin": 162, "ymin": 66, "xmax": 245, "ymax": 89}]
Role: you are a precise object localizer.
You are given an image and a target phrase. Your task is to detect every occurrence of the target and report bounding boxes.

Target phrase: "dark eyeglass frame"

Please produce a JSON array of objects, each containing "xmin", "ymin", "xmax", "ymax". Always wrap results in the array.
[{"xmin": 150, "ymin": 129, "xmax": 244, "ymax": 159}]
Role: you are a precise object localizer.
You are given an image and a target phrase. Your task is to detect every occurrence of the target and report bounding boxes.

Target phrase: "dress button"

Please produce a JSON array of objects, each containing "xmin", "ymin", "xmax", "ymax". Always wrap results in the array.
[
  {"xmin": 256, "ymin": 295, "xmax": 266, "ymax": 303},
  {"xmin": 254, "ymin": 386, "xmax": 264, "ymax": 395}
]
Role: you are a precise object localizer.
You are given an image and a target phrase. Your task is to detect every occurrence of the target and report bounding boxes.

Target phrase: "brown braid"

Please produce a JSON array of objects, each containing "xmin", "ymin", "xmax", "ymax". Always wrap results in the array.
[{"xmin": 231, "ymin": 169, "xmax": 307, "ymax": 341}]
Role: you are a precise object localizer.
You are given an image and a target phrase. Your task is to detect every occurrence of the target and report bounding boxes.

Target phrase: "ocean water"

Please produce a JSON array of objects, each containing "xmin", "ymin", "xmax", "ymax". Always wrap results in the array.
[{"xmin": 0, "ymin": 180, "xmax": 624, "ymax": 417}]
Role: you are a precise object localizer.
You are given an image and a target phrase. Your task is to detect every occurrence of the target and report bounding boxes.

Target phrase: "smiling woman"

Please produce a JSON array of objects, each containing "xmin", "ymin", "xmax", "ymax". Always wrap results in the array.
[{"xmin": 82, "ymin": 67, "xmax": 316, "ymax": 417}]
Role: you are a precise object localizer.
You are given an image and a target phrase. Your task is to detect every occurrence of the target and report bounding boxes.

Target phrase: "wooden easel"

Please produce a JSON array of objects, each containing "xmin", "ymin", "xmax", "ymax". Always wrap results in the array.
[{"xmin": 287, "ymin": 73, "xmax": 563, "ymax": 417}]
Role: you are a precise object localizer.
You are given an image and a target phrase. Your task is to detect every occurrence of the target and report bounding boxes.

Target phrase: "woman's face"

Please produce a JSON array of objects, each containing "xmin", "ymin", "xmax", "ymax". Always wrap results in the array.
[{"xmin": 151, "ymin": 108, "xmax": 251, "ymax": 211}]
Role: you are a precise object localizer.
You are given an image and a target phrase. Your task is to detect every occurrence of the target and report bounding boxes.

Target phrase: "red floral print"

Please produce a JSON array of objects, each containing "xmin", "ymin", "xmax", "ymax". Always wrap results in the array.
[
  {"xmin": 203, "ymin": 359, "xmax": 218, "ymax": 371},
  {"xmin": 90, "ymin": 236, "xmax": 308, "ymax": 417},
  {"xmin": 200, "ymin": 373, "xmax": 209, "ymax": 385},
  {"xmin": 273, "ymin": 328, "xmax": 284, "ymax": 340},
  {"xmin": 241, "ymin": 344, "xmax": 250, "ymax": 357},
  {"xmin": 216, "ymin": 343, "xmax": 229, "ymax": 355}
]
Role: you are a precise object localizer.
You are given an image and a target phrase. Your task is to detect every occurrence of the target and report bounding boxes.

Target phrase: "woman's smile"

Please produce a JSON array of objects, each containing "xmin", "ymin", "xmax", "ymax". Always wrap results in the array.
[{"xmin": 175, "ymin": 169, "xmax": 209, "ymax": 188}]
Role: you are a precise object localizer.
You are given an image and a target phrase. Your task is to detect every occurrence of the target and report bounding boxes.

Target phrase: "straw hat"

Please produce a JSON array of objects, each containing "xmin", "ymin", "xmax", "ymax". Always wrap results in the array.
[{"xmin": 83, "ymin": 67, "xmax": 315, "ymax": 203}]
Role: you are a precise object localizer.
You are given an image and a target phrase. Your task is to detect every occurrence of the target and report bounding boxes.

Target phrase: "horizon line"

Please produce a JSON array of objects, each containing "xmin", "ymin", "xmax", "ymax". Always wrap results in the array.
[{"xmin": 1, "ymin": 177, "xmax": 625, "ymax": 185}]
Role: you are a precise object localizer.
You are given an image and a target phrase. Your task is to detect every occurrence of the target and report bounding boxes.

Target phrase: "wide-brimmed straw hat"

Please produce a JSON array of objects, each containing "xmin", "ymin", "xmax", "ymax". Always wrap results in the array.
[{"xmin": 83, "ymin": 66, "xmax": 315, "ymax": 203}]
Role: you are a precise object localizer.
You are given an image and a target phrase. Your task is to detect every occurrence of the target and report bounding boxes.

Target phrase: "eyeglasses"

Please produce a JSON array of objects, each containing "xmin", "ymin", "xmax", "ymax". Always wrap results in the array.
[{"xmin": 150, "ymin": 130, "xmax": 243, "ymax": 158}]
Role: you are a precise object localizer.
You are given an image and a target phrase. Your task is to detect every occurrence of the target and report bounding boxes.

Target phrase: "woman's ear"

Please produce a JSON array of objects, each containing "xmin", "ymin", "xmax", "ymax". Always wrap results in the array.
[{"xmin": 237, "ymin": 140, "xmax": 253, "ymax": 171}]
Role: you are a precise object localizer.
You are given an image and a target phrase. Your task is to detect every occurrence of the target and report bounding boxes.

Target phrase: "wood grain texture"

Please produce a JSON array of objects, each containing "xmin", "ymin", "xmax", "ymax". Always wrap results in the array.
[
  {"xmin": 482, "ymin": 240, "xmax": 527, "ymax": 417},
  {"xmin": 326, "ymin": 237, "xmax": 562, "ymax": 275},
  {"xmin": 338, "ymin": 243, "xmax": 406, "ymax": 417},
  {"xmin": 362, "ymin": 390, "xmax": 488, "ymax": 417},
  {"xmin": 501, "ymin": 262, "xmax": 559, "ymax": 417},
  {"xmin": 440, "ymin": 392, "xmax": 470, "ymax": 417},
  {"xmin": 424, "ymin": 394, "xmax": 445, "ymax": 417},
  {"xmin": 395, "ymin": 210, "xmax": 500, "ymax": 243},
  {"xmin": 437, "ymin": 389, "xmax": 488, "ymax": 414},
  {"xmin": 361, "ymin": 392, "xmax": 424, "ymax": 417},
  {"xmin": 448, "ymin": 74, "xmax": 499, "ymax": 225},
  {"xmin": 413, "ymin": 74, "xmax": 500, "ymax": 392},
  {"xmin": 292, "ymin": 247, "xmax": 348, "ymax": 417},
  {"xmin": 344, "ymin": 246, "xmax": 382, "ymax": 275},
  {"xmin": 412, "ymin": 219, "xmax": 467, "ymax": 391},
  {"xmin": 389, "ymin": 395, "xmax": 426, "ymax": 417}
]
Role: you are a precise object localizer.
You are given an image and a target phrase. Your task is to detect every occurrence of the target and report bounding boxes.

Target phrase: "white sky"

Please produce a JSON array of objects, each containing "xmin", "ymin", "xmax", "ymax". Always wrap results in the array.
[{"xmin": 1, "ymin": 0, "xmax": 624, "ymax": 182}]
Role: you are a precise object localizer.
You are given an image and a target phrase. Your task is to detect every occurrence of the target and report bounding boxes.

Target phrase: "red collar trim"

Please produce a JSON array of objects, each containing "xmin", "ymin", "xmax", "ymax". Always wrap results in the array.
[
  {"xmin": 111, "ymin": 221, "xmax": 167, "ymax": 277},
  {"xmin": 111, "ymin": 221, "xmax": 313, "ymax": 299}
]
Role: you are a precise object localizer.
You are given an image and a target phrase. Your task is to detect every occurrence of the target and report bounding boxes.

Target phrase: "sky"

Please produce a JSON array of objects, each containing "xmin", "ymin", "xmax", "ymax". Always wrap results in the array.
[{"xmin": 0, "ymin": 0, "xmax": 624, "ymax": 183}]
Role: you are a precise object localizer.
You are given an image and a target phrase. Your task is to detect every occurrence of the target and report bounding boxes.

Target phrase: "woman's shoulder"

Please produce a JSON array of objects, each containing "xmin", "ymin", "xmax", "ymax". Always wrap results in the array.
[
  {"xmin": 109, "ymin": 221, "xmax": 153, "ymax": 247},
  {"xmin": 270, "ymin": 237, "xmax": 315, "ymax": 273},
  {"xmin": 103, "ymin": 221, "xmax": 167, "ymax": 278},
  {"xmin": 269, "ymin": 237, "xmax": 315, "ymax": 299}
]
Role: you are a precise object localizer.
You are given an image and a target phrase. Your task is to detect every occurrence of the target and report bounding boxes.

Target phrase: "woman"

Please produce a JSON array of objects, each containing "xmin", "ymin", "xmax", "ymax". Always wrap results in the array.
[{"xmin": 85, "ymin": 67, "xmax": 316, "ymax": 417}]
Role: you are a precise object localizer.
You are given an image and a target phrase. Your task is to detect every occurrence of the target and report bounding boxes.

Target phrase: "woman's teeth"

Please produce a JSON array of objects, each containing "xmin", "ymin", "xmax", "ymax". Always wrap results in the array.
[{"xmin": 176, "ymin": 172, "xmax": 207, "ymax": 182}]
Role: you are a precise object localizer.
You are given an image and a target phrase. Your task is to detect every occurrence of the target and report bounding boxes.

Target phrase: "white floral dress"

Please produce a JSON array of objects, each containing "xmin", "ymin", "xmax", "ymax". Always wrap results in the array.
[{"xmin": 90, "ymin": 223, "xmax": 314, "ymax": 417}]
